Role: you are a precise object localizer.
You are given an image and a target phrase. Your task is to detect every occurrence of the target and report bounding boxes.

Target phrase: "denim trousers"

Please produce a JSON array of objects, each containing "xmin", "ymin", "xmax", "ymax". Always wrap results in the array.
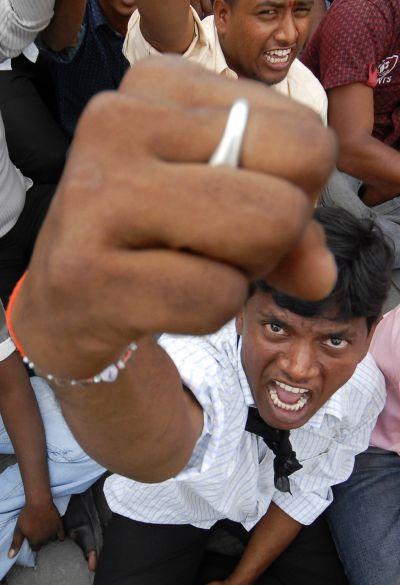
[
  {"xmin": 0, "ymin": 376, "xmax": 105, "ymax": 579},
  {"xmin": 326, "ymin": 447, "xmax": 400, "ymax": 585}
]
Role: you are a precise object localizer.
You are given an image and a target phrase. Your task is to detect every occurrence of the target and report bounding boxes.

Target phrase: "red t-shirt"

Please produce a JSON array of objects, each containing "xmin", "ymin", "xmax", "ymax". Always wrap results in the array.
[{"xmin": 302, "ymin": 0, "xmax": 400, "ymax": 148}]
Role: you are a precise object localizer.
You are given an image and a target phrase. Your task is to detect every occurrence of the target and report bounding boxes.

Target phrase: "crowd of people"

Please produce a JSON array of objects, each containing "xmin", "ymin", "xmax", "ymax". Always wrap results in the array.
[{"xmin": 0, "ymin": 1, "xmax": 399, "ymax": 584}]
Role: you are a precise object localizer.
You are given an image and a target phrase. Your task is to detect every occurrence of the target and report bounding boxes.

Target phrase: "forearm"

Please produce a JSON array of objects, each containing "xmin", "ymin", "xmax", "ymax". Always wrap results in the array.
[
  {"xmin": 0, "ymin": 354, "xmax": 52, "ymax": 504},
  {"xmin": 228, "ymin": 503, "xmax": 301, "ymax": 585},
  {"xmin": 337, "ymin": 135, "xmax": 400, "ymax": 196},
  {"xmin": 48, "ymin": 337, "xmax": 203, "ymax": 482},
  {"xmin": 136, "ymin": 0, "xmax": 194, "ymax": 53},
  {"xmin": 0, "ymin": 0, "xmax": 55, "ymax": 59},
  {"xmin": 41, "ymin": 0, "xmax": 86, "ymax": 51}
]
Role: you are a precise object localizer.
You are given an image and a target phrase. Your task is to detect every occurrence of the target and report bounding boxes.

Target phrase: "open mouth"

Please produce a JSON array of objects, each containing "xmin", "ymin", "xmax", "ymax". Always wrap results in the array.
[
  {"xmin": 268, "ymin": 380, "xmax": 310, "ymax": 412},
  {"xmin": 264, "ymin": 48, "xmax": 292, "ymax": 65}
]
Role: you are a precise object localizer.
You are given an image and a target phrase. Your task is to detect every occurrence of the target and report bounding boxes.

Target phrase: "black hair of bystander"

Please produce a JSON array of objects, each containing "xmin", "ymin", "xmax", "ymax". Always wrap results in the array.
[{"xmin": 251, "ymin": 206, "xmax": 393, "ymax": 330}]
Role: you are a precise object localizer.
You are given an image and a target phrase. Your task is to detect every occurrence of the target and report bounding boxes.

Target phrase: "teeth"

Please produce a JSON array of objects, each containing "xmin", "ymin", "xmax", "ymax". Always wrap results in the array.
[
  {"xmin": 264, "ymin": 48, "xmax": 291, "ymax": 64},
  {"xmin": 269, "ymin": 388, "xmax": 308, "ymax": 412},
  {"xmin": 275, "ymin": 380, "xmax": 308, "ymax": 394}
]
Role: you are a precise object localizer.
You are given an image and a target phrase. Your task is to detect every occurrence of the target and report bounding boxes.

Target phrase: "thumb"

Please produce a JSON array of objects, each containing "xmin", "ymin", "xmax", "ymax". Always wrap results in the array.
[
  {"xmin": 267, "ymin": 220, "xmax": 337, "ymax": 302},
  {"xmin": 8, "ymin": 524, "xmax": 24, "ymax": 559}
]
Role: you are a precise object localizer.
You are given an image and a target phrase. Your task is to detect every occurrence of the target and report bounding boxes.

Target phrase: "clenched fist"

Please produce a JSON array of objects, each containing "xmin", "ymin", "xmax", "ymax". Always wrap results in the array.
[{"xmin": 10, "ymin": 56, "xmax": 337, "ymax": 380}]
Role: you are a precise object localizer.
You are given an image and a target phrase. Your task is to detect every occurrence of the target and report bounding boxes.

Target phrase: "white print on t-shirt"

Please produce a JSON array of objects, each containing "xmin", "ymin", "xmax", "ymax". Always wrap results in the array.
[{"xmin": 377, "ymin": 55, "xmax": 399, "ymax": 85}]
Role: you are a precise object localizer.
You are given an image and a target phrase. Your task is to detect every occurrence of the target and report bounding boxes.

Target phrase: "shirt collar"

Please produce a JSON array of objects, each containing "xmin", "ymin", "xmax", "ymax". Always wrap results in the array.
[
  {"xmin": 303, "ymin": 382, "xmax": 347, "ymax": 429},
  {"xmin": 236, "ymin": 336, "xmax": 256, "ymax": 407},
  {"xmin": 194, "ymin": 12, "xmax": 237, "ymax": 79},
  {"xmin": 213, "ymin": 31, "xmax": 238, "ymax": 79}
]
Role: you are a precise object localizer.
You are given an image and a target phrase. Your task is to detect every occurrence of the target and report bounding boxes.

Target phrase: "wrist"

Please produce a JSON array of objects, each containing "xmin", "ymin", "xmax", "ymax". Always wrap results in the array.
[
  {"xmin": 225, "ymin": 572, "xmax": 254, "ymax": 585},
  {"xmin": 25, "ymin": 488, "xmax": 53, "ymax": 508}
]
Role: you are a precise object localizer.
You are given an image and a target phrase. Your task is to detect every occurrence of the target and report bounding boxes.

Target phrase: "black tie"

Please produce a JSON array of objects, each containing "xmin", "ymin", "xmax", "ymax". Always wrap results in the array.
[{"xmin": 245, "ymin": 407, "xmax": 303, "ymax": 493}]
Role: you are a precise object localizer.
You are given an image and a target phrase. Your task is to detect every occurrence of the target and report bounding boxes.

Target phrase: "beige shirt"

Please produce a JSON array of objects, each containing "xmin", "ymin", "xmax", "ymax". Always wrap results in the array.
[{"xmin": 123, "ymin": 8, "xmax": 328, "ymax": 123}]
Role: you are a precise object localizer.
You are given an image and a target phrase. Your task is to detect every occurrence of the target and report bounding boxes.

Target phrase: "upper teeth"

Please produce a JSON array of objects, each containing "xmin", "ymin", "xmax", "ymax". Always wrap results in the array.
[
  {"xmin": 269, "ymin": 388, "xmax": 308, "ymax": 411},
  {"xmin": 275, "ymin": 380, "xmax": 308, "ymax": 394},
  {"xmin": 266, "ymin": 49, "xmax": 291, "ymax": 57}
]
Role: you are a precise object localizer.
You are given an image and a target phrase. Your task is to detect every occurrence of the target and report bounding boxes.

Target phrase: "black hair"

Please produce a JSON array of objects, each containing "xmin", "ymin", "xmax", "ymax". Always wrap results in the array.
[{"xmin": 251, "ymin": 207, "xmax": 393, "ymax": 330}]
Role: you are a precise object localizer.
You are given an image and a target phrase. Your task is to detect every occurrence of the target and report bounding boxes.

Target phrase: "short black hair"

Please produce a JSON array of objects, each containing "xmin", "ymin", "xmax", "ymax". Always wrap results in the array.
[{"xmin": 251, "ymin": 207, "xmax": 393, "ymax": 330}]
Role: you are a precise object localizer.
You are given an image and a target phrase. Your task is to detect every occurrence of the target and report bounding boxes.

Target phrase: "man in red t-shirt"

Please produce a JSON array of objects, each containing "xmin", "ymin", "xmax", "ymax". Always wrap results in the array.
[{"xmin": 302, "ymin": 0, "xmax": 400, "ymax": 306}]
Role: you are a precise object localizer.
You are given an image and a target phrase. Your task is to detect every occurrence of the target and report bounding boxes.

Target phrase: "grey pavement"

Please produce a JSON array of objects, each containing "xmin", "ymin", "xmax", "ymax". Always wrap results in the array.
[{"xmin": 7, "ymin": 540, "xmax": 94, "ymax": 585}]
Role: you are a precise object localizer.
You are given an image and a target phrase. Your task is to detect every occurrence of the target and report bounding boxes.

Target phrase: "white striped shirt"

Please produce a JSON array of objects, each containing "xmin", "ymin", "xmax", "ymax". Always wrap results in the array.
[
  {"xmin": 105, "ymin": 321, "xmax": 386, "ymax": 529},
  {"xmin": 0, "ymin": 0, "xmax": 54, "ymax": 62}
]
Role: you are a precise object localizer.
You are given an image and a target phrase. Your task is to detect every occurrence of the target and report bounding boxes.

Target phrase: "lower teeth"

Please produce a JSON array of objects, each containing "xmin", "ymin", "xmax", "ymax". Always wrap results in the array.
[
  {"xmin": 265, "ymin": 56, "xmax": 289, "ymax": 64},
  {"xmin": 269, "ymin": 389, "xmax": 308, "ymax": 412}
]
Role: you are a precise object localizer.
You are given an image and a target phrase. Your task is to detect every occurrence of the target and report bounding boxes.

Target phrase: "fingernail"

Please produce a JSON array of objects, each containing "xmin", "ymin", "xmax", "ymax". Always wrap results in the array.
[{"xmin": 8, "ymin": 549, "xmax": 15, "ymax": 558}]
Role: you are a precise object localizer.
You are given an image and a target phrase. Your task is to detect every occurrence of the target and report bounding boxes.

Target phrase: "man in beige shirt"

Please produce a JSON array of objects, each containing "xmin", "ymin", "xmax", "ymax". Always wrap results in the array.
[{"xmin": 123, "ymin": 0, "xmax": 327, "ymax": 122}]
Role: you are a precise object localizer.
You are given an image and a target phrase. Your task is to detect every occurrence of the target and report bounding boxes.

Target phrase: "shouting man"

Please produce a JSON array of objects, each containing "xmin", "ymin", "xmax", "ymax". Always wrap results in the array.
[{"xmin": 7, "ymin": 58, "xmax": 392, "ymax": 584}]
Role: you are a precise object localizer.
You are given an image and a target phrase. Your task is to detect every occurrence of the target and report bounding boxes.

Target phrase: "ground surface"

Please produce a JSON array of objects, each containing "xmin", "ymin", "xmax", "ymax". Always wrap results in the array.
[{"xmin": 7, "ymin": 540, "xmax": 94, "ymax": 585}]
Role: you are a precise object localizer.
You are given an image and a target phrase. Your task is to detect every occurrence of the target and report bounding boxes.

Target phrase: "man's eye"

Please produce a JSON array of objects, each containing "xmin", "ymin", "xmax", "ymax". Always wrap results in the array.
[
  {"xmin": 258, "ymin": 9, "xmax": 276, "ymax": 16},
  {"xmin": 267, "ymin": 323, "xmax": 284, "ymax": 334},
  {"xmin": 326, "ymin": 337, "xmax": 348, "ymax": 349}
]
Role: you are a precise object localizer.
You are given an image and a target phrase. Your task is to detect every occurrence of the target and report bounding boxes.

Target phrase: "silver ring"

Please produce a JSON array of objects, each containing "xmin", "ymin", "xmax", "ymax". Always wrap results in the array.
[{"xmin": 209, "ymin": 98, "xmax": 250, "ymax": 168}]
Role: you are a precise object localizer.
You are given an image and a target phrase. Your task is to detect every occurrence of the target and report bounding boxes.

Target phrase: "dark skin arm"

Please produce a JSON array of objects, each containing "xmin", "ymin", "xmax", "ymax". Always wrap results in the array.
[
  {"xmin": 328, "ymin": 82, "xmax": 400, "ymax": 205},
  {"xmin": 207, "ymin": 503, "xmax": 301, "ymax": 585},
  {"xmin": 0, "ymin": 352, "xmax": 64, "ymax": 558},
  {"xmin": 136, "ymin": 0, "xmax": 195, "ymax": 53},
  {"xmin": 10, "ymin": 57, "xmax": 337, "ymax": 482},
  {"xmin": 41, "ymin": 0, "xmax": 87, "ymax": 52}
]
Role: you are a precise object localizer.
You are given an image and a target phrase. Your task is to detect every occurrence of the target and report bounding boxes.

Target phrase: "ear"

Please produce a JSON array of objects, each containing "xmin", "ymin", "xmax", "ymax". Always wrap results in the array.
[
  {"xmin": 214, "ymin": 0, "xmax": 232, "ymax": 34},
  {"xmin": 235, "ymin": 310, "xmax": 244, "ymax": 335}
]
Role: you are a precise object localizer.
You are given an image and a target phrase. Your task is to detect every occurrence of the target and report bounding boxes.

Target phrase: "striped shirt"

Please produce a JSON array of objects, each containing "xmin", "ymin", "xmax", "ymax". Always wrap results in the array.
[
  {"xmin": 105, "ymin": 321, "xmax": 386, "ymax": 529},
  {"xmin": 0, "ymin": 0, "xmax": 54, "ymax": 62},
  {"xmin": 0, "ymin": 0, "xmax": 52, "ymax": 237}
]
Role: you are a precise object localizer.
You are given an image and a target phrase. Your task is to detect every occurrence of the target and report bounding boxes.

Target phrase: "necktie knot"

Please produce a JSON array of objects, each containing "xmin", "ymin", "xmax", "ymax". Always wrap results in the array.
[{"xmin": 245, "ymin": 407, "xmax": 302, "ymax": 493}]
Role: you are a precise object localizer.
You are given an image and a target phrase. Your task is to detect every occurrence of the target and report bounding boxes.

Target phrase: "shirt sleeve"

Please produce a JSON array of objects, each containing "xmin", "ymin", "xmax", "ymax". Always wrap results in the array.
[
  {"xmin": 123, "ymin": 7, "xmax": 208, "ymax": 68},
  {"xmin": 315, "ymin": 0, "xmax": 392, "ymax": 90},
  {"xmin": 0, "ymin": 0, "xmax": 55, "ymax": 61},
  {"xmin": 273, "ymin": 366, "xmax": 386, "ymax": 525},
  {"xmin": 38, "ymin": 23, "xmax": 86, "ymax": 64},
  {"xmin": 158, "ymin": 333, "xmax": 246, "ymax": 483},
  {"xmin": 0, "ymin": 300, "xmax": 15, "ymax": 361},
  {"xmin": 370, "ymin": 306, "xmax": 400, "ymax": 382}
]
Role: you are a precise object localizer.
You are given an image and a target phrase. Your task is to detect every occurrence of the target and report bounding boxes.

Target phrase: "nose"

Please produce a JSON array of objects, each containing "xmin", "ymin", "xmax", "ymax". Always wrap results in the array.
[
  {"xmin": 277, "ymin": 341, "xmax": 319, "ymax": 384},
  {"xmin": 274, "ymin": 13, "xmax": 299, "ymax": 46}
]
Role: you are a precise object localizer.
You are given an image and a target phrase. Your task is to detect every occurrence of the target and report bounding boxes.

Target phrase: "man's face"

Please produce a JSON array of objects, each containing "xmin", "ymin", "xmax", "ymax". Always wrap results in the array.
[
  {"xmin": 236, "ymin": 292, "xmax": 374, "ymax": 430},
  {"xmin": 215, "ymin": 0, "xmax": 314, "ymax": 84},
  {"xmin": 104, "ymin": 0, "xmax": 137, "ymax": 18}
]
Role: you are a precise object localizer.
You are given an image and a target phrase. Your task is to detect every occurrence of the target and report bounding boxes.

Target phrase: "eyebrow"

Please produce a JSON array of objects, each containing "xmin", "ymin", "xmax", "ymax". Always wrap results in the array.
[
  {"xmin": 255, "ymin": 1, "xmax": 314, "ymax": 7},
  {"xmin": 259, "ymin": 311, "xmax": 293, "ymax": 331},
  {"xmin": 259, "ymin": 311, "xmax": 357, "ymax": 340}
]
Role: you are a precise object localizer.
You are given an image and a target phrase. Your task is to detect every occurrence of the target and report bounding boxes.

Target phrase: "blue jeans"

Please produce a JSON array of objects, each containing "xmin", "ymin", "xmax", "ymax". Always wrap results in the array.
[
  {"xmin": 0, "ymin": 376, "xmax": 105, "ymax": 579},
  {"xmin": 326, "ymin": 447, "xmax": 400, "ymax": 585}
]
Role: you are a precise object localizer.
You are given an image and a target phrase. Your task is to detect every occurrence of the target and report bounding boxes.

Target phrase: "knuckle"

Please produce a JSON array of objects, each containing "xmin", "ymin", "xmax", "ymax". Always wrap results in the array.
[
  {"xmin": 76, "ymin": 91, "xmax": 118, "ymax": 136},
  {"xmin": 298, "ymin": 121, "xmax": 338, "ymax": 189}
]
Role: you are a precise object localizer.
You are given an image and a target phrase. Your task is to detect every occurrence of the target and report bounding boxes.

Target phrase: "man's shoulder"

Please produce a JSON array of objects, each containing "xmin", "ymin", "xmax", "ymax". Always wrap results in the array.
[
  {"xmin": 348, "ymin": 352, "xmax": 386, "ymax": 397},
  {"xmin": 288, "ymin": 58, "xmax": 325, "ymax": 91},
  {"xmin": 286, "ymin": 59, "xmax": 327, "ymax": 121},
  {"xmin": 334, "ymin": 353, "xmax": 386, "ymax": 420},
  {"xmin": 301, "ymin": 353, "xmax": 385, "ymax": 436},
  {"xmin": 159, "ymin": 321, "xmax": 239, "ymax": 391}
]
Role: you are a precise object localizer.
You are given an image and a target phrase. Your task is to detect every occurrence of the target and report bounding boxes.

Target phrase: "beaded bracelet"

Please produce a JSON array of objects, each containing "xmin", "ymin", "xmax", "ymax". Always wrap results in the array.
[
  {"xmin": 22, "ymin": 342, "xmax": 138, "ymax": 388},
  {"xmin": 7, "ymin": 273, "xmax": 138, "ymax": 388}
]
